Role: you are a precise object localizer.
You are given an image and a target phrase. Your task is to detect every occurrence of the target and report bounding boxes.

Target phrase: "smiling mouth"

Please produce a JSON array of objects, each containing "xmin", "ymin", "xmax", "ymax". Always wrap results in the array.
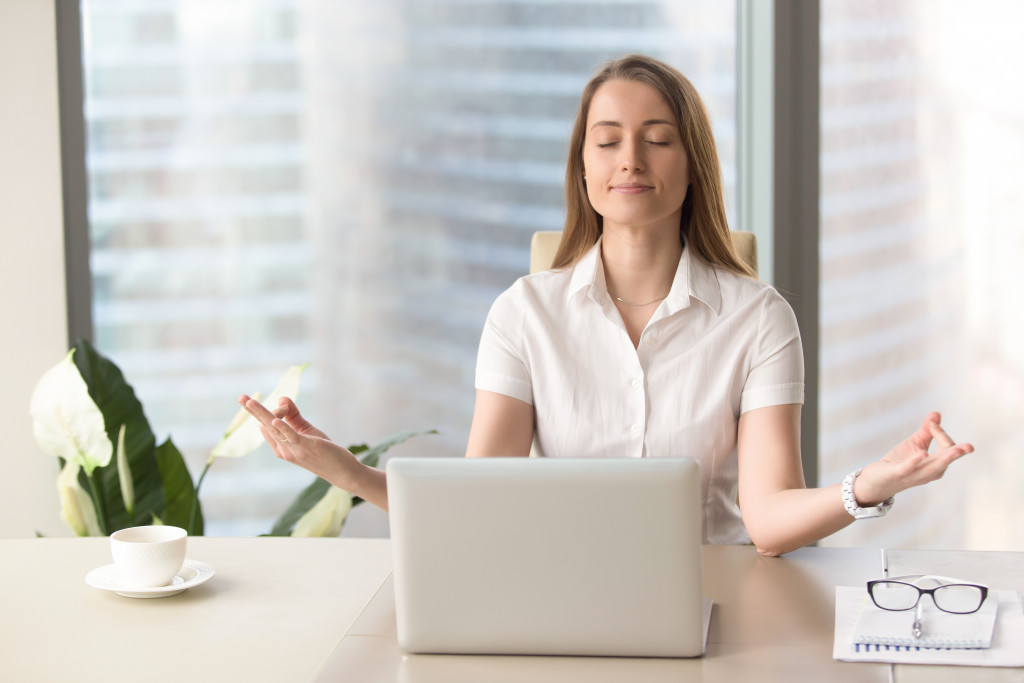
[{"xmin": 612, "ymin": 183, "xmax": 653, "ymax": 194}]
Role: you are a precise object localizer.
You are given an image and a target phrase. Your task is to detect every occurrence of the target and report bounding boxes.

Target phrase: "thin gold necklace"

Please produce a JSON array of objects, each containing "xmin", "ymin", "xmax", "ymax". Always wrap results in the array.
[{"xmin": 609, "ymin": 292, "xmax": 668, "ymax": 307}]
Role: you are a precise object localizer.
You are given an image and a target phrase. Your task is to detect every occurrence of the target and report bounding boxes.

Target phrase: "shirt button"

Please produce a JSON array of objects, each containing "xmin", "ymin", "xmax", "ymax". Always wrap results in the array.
[
  {"xmin": 631, "ymin": 378, "xmax": 641, "ymax": 388},
  {"xmin": 631, "ymin": 424, "xmax": 641, "ymax": 433},
  {"xmin": 645, "ymin": 335, "xmax": 658, "ymax": 346}
]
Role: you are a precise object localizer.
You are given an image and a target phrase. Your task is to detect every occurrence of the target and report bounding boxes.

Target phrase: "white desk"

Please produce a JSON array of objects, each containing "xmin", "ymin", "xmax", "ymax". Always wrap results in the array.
[
  {"xmin": 885, "ymin": 550, "xmax": 1024, "ymax": 683},
  {"xmin": 321, "ymin": 544, "xmax": 889, "ymax": 683},
  {"xmin": 2, "ymin": 538, "xmax": 1021, "ymax": 682},
  {"xmin": 0, "ymin": 537, "xmax": 392, "ymax": 682}
]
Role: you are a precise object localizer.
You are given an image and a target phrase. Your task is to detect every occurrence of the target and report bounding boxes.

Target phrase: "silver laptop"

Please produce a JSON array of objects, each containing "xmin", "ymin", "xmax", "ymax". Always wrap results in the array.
[{"xmin": 386, "ymin": 456, "xmax": 710, "ymax": 658}]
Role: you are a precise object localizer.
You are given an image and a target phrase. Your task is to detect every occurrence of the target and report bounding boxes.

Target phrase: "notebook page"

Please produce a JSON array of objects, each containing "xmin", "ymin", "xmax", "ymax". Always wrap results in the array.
[
  {"xmin": 833, "ymin": 587, "xmax": 1024, "ymax": 667},
  {"xmin": 852, "ymin": 591, "xmax": 996, "ymax": 649}
]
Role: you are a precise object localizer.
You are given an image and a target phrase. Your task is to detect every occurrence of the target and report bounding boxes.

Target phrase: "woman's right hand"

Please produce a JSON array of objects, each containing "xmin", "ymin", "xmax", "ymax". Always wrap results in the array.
[
  {"xmin": 853, "ymin": 411, "xmax": 973, "ymax": 506},
  {"xmin": 238, "ymin": 394, "xmax": 365, "ymax": 493},
  {"xmin": 266, "ymin": 396, "xmax": 330, "ymax": 440}
]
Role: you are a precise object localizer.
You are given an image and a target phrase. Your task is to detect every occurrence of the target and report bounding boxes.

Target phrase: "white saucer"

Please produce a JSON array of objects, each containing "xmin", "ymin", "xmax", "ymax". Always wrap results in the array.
[{"xmin": 85, "ymin": 559, "xmax": 215, "ymax": 598}]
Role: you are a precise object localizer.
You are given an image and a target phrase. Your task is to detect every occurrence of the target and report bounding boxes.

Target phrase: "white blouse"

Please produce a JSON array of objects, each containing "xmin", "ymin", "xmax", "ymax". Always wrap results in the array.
[{"xmin": 475, "ymin": 239, "xmax": 804, "ymax": 544}]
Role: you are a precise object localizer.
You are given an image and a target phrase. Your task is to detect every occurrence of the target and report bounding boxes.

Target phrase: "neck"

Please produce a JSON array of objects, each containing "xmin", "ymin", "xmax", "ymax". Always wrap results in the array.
[{"xmin": 600, "ymin": 225, "xmax": 682, "ymax": 306}]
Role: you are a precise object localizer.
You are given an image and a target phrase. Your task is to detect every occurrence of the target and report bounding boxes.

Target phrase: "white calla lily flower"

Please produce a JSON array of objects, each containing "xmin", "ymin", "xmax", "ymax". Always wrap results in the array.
[
  {"xmin": 30, "ymin": 350, "xmax": 113, "ymax": 475},
  {"xmin": 57, "ymin": 461, "xmax": 102, "ymax": 537},
  {"xmin": 221, "ymin": 391, "xmax": 261, "ymax": 438},
  {"xmin": 291, "ymin": 486, "xmax": 353, "ymax": 538},
  {"xmin": 211, "ymin": 365, "xmax": 305, "ymax": 458},
  {"xmin": 116, "ymin": 423, "xmax": 134, "ymax": 517}
]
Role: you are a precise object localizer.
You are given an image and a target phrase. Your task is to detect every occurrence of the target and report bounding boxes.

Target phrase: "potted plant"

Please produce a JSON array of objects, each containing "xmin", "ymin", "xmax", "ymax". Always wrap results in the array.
[{"xmin": 30, "ymin": 339, "xmax": 431, "ymax": 537}]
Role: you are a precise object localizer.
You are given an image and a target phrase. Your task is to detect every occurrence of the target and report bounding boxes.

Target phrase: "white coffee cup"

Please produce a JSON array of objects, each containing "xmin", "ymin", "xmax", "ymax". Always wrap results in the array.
[{"xmin": 110, "ymin": 525, "xmax": 187, "ymax": 588}]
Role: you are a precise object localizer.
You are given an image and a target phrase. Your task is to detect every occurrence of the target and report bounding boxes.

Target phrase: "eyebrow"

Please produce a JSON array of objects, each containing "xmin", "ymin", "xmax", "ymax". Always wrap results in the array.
[{"xmin": 589, "ymin": 119, "xmax": 677, "ymax": 130}]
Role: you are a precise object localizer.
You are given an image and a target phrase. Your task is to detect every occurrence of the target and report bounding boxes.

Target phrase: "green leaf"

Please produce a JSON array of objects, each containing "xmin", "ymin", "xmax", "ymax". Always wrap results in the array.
[
  {"xmin": 349, "ymin": 429, "xmax": 437, "ymax": 507},
  {"xmin": 71, "ymin": 338, "xmax": 165, "ymax": 532},
  {"xmin": 267, "ymin": 477, "xmax": 332, "ymax": 536},
  {"xmin": 155, "ymin": 438, "xmax": 203, "ymax": 535},
  {"xmin": 354, "ymin": 429, "xmax": 437, "ymax": 469}
]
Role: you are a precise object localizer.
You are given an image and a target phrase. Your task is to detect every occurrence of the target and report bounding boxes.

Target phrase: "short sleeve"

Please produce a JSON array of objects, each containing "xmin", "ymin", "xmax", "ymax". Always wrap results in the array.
[
  {"xmin": 740, "ymin": 288, "xmax": 804, "ymax": 413},
  {"xmin": 475, "ymin": 283, "xmax": 534, "ymax": 405}
]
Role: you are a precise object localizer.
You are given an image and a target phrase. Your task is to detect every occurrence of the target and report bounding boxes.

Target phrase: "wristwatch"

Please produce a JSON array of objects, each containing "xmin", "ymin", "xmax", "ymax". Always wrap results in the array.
[{"xmin": 841, "ymin": 468, "xmax": 894, "ymax": 519}]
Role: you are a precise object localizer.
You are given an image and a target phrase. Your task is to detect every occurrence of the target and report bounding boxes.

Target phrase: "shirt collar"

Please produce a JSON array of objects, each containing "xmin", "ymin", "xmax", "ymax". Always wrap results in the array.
[{"xmin": 567, "ymin": 236, "xmax": 723, "ymax": 315}]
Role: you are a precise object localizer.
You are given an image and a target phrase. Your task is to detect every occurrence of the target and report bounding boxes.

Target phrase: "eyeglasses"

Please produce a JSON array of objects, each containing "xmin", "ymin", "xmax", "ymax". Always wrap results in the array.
[{"xmin": 867, "ymin": 575, "xmax": 989, "ymax": 615}]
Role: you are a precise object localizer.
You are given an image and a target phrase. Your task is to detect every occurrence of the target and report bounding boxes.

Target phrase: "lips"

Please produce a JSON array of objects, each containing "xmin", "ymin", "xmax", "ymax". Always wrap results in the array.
[
  {"xmin": 610, "ymin": 184, "xmax": 651, "ymax": 194},
  {"xmin": 612, "ymin": 183, "xmax": 653, "ymax": 194}
]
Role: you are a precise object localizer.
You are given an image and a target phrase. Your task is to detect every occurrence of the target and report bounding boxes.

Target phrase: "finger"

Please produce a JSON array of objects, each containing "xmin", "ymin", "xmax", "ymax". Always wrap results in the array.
[
  {"xmin": 272, "ymin": 418, "xmax": 301, "ymax": 443},
  {"xmin": 241, "ymin": 396, "xmax": 279, "ymax": 426},
  {"xmin": 938, "ymin": 441, "xmax": 974, "ymax": 463},
  {"xmin": 264, "ymin": 420, "xmax": 293, "ymax": 446},
  {"xmin": 273, "ymin": 396, "xmax": 299, "ymax": 420},
  {"xmin": 259, "ymin": 425, "xmax": 289, "ymax": 460},
  {"xmin": 928, "ymin": 420, "xmax": 956, "ymax": 450},
  {"xmin": 910, "ymin": 414, "xmax": 937, "ymax": 450},
  {"xmin": 238, "ymin": 394, "xmax": 261, "ymax": 413}
]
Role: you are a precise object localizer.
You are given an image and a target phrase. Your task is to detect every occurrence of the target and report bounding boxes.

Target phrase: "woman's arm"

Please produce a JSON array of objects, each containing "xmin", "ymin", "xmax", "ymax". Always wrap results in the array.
[
  {"xmin": 240, "ymin": 388, "xmax": 533, "ymax": 512},
  {"xmin": 465, "ymin": 389, "xmax": 534, "ymax": 458},
  {"xmin": 240, "ymin": 395, "xmax": 390, "ymax": 510},
  {"xmin": 737, "ymin": 405, "xmax": 973, "ymax": 557}
]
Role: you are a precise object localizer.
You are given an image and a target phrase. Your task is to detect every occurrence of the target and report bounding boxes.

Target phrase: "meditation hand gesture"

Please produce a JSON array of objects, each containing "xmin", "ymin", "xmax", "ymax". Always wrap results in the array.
[
  {"xmin": 853, "ymin": 412, "xmax": 974, "ymax": 506},
  {"xmin": 239, "ymin": 395, "xmax": 365, "ymax": 492}
]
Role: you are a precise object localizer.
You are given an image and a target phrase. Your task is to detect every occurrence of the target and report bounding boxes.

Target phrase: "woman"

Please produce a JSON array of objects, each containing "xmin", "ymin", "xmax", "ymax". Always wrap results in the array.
[{"xmin": 240, "ymin": 55, "xmax": 972, "ymax": 556}]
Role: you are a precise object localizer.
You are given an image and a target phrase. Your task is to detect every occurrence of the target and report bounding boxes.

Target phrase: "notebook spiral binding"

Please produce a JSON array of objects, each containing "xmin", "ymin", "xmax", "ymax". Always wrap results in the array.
[{"xmin": 854, "ymin": 636, "xmax": 987, "ymax": 650}]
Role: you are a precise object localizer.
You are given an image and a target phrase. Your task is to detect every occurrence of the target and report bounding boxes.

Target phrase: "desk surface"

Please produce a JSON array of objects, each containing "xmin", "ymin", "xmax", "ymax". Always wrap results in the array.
[
  {"xmin": 0, "ymin": 537, "xmax": 392, "ymax": 683},
  {"xmin": 2, "ymin": 538, "xmax": 1021, "ymax": 683},
  {"xmin": 321, "ymin": 544, "xmax": 889, "ymax": 683}
]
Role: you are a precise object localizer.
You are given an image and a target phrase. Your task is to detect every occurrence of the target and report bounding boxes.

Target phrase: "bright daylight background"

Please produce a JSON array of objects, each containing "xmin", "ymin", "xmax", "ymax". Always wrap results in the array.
[{"xmin": 72, "ymin": 0, "xmax": 1021, "ymax": 548}]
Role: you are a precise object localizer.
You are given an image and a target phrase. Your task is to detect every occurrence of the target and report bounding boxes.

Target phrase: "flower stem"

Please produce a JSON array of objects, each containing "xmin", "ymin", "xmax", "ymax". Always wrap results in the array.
[
  {"xmin": 85, "ymin": 470, "xmax": 109, "ymax": 536},
  {"xmin": 188, "ymin": 456, "xmax": 214, "ymax": 535}
]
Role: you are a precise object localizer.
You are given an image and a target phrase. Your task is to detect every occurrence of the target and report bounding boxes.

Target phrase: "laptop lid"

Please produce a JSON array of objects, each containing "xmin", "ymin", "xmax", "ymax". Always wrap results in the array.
[{"xmin": 386, "ymin": 457, "xmax": 707, "ymax": 658}]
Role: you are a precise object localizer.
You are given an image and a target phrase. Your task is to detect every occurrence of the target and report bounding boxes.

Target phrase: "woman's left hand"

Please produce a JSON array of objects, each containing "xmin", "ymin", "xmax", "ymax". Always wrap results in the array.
[{"xmin": 853, "ymin": 412, "xmax": 973, "ymax": 505}]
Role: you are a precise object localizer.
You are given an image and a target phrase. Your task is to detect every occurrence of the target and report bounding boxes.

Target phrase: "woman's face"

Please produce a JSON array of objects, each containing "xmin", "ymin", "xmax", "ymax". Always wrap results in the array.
[{"xmin": 581, "ymin": 79, "xmax": 690, "ymax": 237}]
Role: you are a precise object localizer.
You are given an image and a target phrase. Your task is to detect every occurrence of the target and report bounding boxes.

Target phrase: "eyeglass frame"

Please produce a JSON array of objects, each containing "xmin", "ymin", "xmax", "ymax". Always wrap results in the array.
[{"xmin": 866, "ymin": 574, "xmax": 989, "ymax": 615}]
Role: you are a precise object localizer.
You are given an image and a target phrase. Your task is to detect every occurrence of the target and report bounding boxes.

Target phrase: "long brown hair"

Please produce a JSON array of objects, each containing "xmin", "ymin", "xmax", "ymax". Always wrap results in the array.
[{"xmin": 553, "ymin": 55, "xmax": 753, "ymax": 278}]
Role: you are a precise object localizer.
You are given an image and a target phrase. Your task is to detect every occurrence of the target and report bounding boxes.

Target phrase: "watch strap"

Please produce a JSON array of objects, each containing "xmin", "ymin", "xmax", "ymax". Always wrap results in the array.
[{"xmin": 841, "ymin": 468, "xmax": 894, "ymax": 519}]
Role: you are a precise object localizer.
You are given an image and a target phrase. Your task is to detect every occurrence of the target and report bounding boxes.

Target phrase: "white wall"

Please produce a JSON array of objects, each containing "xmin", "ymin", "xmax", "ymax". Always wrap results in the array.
[{"xmin": 0, "ymin": 1, "xmax": 71, "ymax": 537}]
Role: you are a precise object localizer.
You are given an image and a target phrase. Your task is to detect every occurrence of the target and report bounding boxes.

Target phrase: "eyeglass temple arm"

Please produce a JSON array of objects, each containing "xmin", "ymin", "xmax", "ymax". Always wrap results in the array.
[{"xmin": 884, "ymin": 574, "xmax": 988, "ymax": 588}]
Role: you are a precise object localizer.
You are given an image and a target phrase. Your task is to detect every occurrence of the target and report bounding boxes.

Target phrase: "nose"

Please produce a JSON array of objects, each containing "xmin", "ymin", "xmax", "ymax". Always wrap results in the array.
[{"xmin": 619, "ymin": 136, "xmax": 645, "ymax": 173}]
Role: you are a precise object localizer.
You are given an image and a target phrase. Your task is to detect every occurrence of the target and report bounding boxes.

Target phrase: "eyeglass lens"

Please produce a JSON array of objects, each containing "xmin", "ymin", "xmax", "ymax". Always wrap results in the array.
[{"xmin": 869, "ymin": 581, "xmax": 985, "ymax": 614}]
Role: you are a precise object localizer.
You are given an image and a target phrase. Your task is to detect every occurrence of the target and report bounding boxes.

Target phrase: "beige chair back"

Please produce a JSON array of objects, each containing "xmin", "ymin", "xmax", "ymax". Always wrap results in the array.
[{"xmin": 530, "ymin": 230, "xmax": 758, "ymax": 276}]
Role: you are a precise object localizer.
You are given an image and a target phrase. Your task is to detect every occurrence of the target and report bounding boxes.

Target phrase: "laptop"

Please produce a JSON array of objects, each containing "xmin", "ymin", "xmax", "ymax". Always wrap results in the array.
[{"xmin": 385, "ymin": 456, "xmax": 710, "ymax": 658}]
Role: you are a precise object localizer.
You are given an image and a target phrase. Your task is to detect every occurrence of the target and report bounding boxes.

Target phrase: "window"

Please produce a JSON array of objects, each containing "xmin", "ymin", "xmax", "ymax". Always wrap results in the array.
[
  {"xmin": 79, "ymin": 0, "xmax": 739, "ymax": 536},
  {"xmin": 819, "ymin": 0, "xmax": 1024, "ymax": 550}
]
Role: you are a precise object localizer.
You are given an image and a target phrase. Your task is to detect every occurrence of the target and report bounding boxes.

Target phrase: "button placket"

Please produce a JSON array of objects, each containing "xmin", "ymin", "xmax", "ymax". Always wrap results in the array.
[
  {"xmin": 628, "ymin": 371, "xmax": 647, "ymax": 452},
  {"xmin": 623, "ymin": 347, "xmax": 647, "ymax": 456}
]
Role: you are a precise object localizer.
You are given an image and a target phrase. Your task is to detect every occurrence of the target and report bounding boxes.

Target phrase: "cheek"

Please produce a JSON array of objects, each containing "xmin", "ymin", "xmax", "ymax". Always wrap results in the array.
[
  {"xmin": 581, "ymin": 177, "xmax": 605, "ymax": 215},
  {"xmin": 581, "ymin": 149, "xmax": 594, "ymax": 178}
]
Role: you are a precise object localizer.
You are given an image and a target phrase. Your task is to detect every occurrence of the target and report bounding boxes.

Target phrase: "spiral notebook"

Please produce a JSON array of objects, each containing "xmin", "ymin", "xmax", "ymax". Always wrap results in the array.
[
  {"xmin": 851, "ymin": 590, "xmax": 997, "ymax": 649},
  {"xmin": 833, "ymin": 586, "xmax": 1024, "ymax": 667}
]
